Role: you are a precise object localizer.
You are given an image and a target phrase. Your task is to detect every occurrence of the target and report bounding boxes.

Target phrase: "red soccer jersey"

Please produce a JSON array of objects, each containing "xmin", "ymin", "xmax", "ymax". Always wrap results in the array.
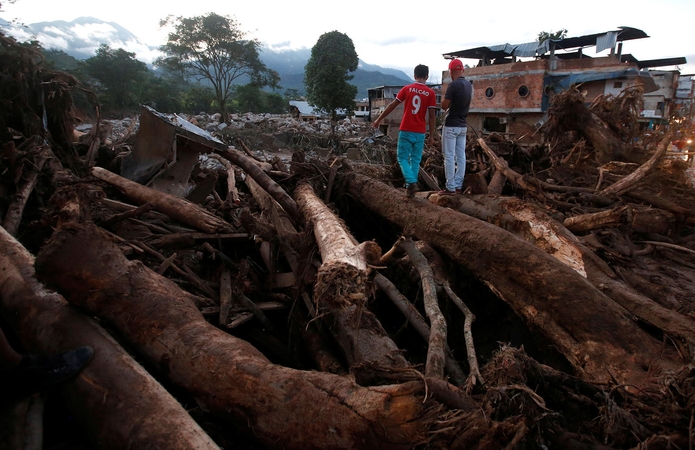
[{"xmin": 396, "ymin": 82, "xmax": 437, "ymax": 133}]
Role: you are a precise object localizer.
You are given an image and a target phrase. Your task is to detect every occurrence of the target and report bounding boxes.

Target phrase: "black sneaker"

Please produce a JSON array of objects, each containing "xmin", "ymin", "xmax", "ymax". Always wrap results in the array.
[
  {"xmin": 8, "ymin": 346, "xmax": 94, "ymax": 395},
  {"xmin": 406, "ymin": 184, "xmax": 419, "ymax": 198},
  {"xmin": 438, "ymin": 189, "xmax": 456, "ymax": 195}
]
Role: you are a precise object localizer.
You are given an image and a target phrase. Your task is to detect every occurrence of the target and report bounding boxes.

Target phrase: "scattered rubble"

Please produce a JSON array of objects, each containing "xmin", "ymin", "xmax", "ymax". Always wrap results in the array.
[{"xmin": 2, "ymin": 33, "xmax": 695, "ymax": 450}]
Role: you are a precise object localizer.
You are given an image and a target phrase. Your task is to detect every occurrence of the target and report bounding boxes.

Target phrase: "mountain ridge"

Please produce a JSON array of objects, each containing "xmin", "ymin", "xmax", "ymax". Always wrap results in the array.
[{"xmin": 0, "ymin": 16, "xmax": 413, "ymax": 98}]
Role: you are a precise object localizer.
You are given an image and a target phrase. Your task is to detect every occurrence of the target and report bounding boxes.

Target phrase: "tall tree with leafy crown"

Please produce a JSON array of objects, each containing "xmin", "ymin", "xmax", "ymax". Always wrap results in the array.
[
  {"xmin": 304, "ymin": 31, "xmax": 358, "ymax": 140},
  {"xmin": 538, "ymin": 29, "xmax": 568, "ymax": 44},
  {"xmin": 156, "ymin": 12, "xmax": 278, "ymax": 121},
  {"xmin": 83, "ymin": 44, "xmax": 149, "ymax": 110}
]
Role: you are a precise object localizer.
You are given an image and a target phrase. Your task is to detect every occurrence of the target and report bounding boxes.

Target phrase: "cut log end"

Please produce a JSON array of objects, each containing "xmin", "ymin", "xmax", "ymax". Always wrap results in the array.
[{"xmin": 314, "ymin": 262, "xmax": 369, "ymax": 311}]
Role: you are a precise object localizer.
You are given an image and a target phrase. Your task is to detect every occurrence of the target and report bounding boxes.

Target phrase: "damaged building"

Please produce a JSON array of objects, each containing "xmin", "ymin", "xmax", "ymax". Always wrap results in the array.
[{"xmin": 441, "ymin": 26, "xmax": 689, "ymax": 142}]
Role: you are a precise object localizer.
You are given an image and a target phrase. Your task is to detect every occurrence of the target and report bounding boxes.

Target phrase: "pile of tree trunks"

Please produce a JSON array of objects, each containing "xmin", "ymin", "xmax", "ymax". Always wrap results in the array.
[{"xmin": 1, "ymin": 39, "xmax": 695, "ymax": 448}]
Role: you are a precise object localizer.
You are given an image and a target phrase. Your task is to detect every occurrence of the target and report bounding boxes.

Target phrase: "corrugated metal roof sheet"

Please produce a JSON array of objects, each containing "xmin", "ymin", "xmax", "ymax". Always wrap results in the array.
[
  {"xmin": 442, "ymin": 27, "xmax": 649, "ymax": 60},
  {"xmin": 289, "ymin": 100, "xmax": 320, "ymax": 116}
]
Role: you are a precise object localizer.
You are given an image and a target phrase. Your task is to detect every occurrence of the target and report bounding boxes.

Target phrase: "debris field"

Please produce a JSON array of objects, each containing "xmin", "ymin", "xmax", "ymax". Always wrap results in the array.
[{"xmin": 1, "ymin": 31, "xmax": 695, "ymax": 450}]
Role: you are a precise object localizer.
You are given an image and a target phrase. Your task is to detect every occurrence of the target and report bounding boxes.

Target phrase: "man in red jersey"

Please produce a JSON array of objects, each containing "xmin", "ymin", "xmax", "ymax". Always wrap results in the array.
[{"xmin": 372, "ymin": 64, "xmax": 438, "ymax": 198}]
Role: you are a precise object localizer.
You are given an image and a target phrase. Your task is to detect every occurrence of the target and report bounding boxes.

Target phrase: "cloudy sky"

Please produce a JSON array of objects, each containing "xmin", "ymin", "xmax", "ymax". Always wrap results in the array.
[{"xmin": 2, "ymin": 0, "xmax": 694, "ymax": 80}]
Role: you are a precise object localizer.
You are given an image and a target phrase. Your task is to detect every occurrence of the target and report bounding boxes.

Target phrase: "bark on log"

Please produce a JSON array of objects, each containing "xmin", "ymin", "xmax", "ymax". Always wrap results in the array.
[
  {"xmin": 441, "ymin": 282, "xmax": 484, "ymax": 390},
  {"xmin": 563, "ymin": 206, "xmax": 630, "ymax": 234},
  {"xmin": 35, "ymin": 222, "xmax": 435, "ymax": 450},
  {"xmin": 548, "ymin": 89, "xmax": 630, "ymax": 164},
  {"xmin": 478, "ymin": 139, "xmax": 545, "ymax": 201},
  {"xmin": 216, "ymin": 148, "xmax": 301, "ymax": 226},
  {"xmin": 398, "ymin": 238, "xmax": 447, "ymax": 379},
  {"xmin": 374, "ymin": 273, "xmax": 466, "ymax": 386},
  {"xmin": 564, "ymin": 205, "xmax": 674, "ymax": 235},
  {"xmin": 91, "ymin": 166, "xmax": 234, "ymax": 233},
  {"xmin": 439, "ymin": 193, "xmax": 695, "ymax": 354},
  {"xmin": 345, "ymin": 173, "xmax": 683, "ymax": 386},
  {"xmin": 2, "ymin": 146, "xmax": 50, "ymax": 236},
  {"xmin": 0, "ymin": 226, "xmax": 219, "ymax": 450},
  {"xmin": 99, "ymin": 202, "xmax": 155, "ymax": 227},
  {"xmin": 598, "ymin": 128, "xmax": 674, "ymax": 197},
  {"xmin": 581, "ymin": 110, "xmax": 629, "ymax": 164},
  {"xmin": 625, "ymin": 190, "xmax": 691, "ymax": 218},
  {"xmin": 487, "ymin": 169, "xmax": 507, "ymax": 195},
  {"xmin": 207, "ymin": 153, "xmax": 240, "ymax": 204},
  {"xmin": 246, "ymin": 176, "xmax": 303, "ymax": 263},
  {"xmin": 294, "ymin": 183, "xmax": 412, "ymax": 383}
]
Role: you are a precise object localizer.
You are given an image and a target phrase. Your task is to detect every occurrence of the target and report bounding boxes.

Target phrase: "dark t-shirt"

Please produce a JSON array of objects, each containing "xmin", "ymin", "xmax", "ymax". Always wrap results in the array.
[{"xmin": 444, "ymin": 76, "xmax": 473, "ymax": 127}]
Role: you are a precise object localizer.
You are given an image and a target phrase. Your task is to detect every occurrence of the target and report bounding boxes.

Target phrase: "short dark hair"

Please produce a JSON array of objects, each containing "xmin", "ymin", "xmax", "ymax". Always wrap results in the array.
[{"xmin": 414, "ymin": 64, "xmax": 429, "ymax": 79}]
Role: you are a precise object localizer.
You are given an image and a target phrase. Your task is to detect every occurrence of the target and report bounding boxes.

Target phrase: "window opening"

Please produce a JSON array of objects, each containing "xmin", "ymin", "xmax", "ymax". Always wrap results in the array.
[{"xmin": 483, "ymin": 117, "xmax": 506, "ymax": 133}]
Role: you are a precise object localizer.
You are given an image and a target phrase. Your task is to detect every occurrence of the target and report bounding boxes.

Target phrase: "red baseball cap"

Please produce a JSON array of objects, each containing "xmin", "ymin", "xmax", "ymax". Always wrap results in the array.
[{"xmin": 448, "ymin": 59, "xmax": 464, "ymax": 71}]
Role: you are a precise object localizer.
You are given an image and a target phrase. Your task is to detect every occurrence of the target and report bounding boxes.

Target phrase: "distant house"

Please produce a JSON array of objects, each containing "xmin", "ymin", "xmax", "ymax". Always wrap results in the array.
[
  {"xmin": 288, "ymin": 100, "xmax": 350, "ymax": 121},
  {"xmin": 289, "ymin": 100, "xmax": 321, "ymax": 122},
  {"xmin": 674, "ymin": 74, "xmax": 695, "ymax": 122},
  {"xmin": 353, "ymin": 100, "xmax": 369, "ymax": 121},
  {"xmin": 641, "ymin": 70, "xmax": 681, "ymax": 128},
  {"xmin": 441, "ymin": 27, "xmax": 687, "ymax": 142}
]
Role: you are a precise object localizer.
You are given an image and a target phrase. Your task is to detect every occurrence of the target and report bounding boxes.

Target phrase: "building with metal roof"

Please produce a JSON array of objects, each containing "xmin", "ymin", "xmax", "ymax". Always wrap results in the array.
[{"xmin": 439, "ymin": 27, "xmax": 688, "ymax": 142}]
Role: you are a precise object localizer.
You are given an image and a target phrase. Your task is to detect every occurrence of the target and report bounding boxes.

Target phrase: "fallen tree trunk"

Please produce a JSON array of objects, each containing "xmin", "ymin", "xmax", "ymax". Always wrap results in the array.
[
  {"xmin": 91, "ymin": 166, "xmax": 234, "ymax": 233},
  {"xmin": 564, "ymin": 204, "xmax": 674, "ymax": 235},
  {"xmin": 598, "ymin": 128, "xmax": 674, "ymax": 198},
  {"xmin": 563, "ymin": 205, "xmax": 630, "ymax": 234},
  {"xmin": 434, "ymin": 193, "xmax": 695, "ymax": 355},
  {"xmin": 2, "ymin": 146, "xmax": 50, "ymax": 236},
  {"xmin": 374, "ymin": 273, "xmax": 466, "ymax": 386},
  {"xmin": 206, "ymin": 153, "xmax": 240, "ymax": 204},
  {"xmin": 547, "ymin": 88, "xmax": 630, "ymax": 164},
  {"xmin": 216, "ymin": 148, "xmax": 301, "ymax": 226},
  {"xmin": 398, "ymin": 238, "xmax": 447, "ymax": 380},
  {"xmin": 35, "ymin": 222, "xmax": 437, "ymax": 450},
  {"xmin": 344, "ymin": 173, "xmax": 682, "ymax": 386},
  {"xmin": 0, "ymin": 226, "xmax": 219, "ymax": 450},
  {"xmin": 294, "ymin": 183, "xmax": 412, "ymax": 383}
]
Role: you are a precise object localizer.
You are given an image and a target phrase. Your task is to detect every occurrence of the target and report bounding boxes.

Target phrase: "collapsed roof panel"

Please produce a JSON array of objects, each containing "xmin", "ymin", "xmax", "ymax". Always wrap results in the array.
[
  {"xmin": 443, "ymin": 26, "xmax": 649, "ymax": 61},
  {"xmin": 120, "ymin": 105, "xmax": 227, "ymax": 197}
]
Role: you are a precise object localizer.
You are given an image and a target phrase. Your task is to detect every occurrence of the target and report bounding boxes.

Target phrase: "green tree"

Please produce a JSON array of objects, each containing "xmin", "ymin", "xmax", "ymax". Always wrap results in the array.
[
  {"xmin": 283, "ymin": 88, "xmax": 302, "ymax": 101},
  {"xmin": 181, "ymin": 85, "xmax": 216, "ymax": 114},
  {"xmin": 82, "ymin": 44, "xmax": 149, "ymax": 111},
  {"xmin": 304, "ymin": 30, "xmax": 358, "ymax": 136},
  {"xmin": 141, "ymin": 75, "xmax": 184, "ymax": 113},
  {"xmin": 233, "ymin": 85, "xmax": 287, "ymax": 114},
  {"xmin": 234, "ymin": 83, "xmax": 263, "ymax": 113},
  {"xmin": 265, "ymin": 92, "xmax": 286, "ymax": 114},
  {"xmin": 156, "ymin": 12, "xmax": 279, "ymax": 121},
  {"xmin": 538, "ymin": 29, "xmax": 568, "ymax": 44},
  {"xmin": 42, "ymin": 49, "xmax": 81, "ymax": 72}
]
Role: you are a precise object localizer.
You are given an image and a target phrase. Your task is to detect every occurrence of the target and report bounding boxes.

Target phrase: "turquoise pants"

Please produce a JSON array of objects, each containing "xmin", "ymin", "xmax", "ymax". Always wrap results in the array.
[{"xmin": 396, "ymin": 131, "xmax": 425, "ymax": 185}]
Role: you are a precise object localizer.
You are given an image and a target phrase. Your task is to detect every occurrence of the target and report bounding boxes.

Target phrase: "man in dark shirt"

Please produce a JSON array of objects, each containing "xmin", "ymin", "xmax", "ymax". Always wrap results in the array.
[{"xmin": 440, "ymin": 58, "xmax": 473, "ymax": 194}]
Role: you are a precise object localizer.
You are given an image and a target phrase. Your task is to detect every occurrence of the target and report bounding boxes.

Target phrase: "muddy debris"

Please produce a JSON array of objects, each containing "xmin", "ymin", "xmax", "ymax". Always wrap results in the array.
[{"xmin": 2, "ymin": 32, "xmax": 695, "ymax": 450}]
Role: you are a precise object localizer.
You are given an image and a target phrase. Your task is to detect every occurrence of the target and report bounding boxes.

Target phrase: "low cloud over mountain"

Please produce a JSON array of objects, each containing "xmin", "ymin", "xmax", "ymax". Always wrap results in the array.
[
  {"xmin": 0, "ymin": 16, "xmax": 413, "ymax": 97},
  {"xmin": 1, "ymin": 16, "xmax": 161, "ymax": 62}
]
